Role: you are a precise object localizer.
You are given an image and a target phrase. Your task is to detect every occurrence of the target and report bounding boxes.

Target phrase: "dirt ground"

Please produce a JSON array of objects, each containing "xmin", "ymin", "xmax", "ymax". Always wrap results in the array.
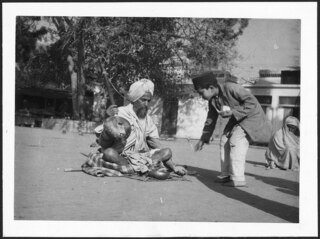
[{"xmin": 14, "ymin": 126, "xmax": 299, "ymax": 223}]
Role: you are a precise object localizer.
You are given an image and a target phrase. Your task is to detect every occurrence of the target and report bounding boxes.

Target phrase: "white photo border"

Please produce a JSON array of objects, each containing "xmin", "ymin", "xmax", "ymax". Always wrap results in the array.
[{"xmin": 2, "ymin": 2, "xmax": 318, "ymax": 237}]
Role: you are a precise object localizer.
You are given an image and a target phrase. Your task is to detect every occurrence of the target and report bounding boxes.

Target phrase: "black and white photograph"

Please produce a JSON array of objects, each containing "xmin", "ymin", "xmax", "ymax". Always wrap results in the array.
[{"xmin": 2, "ymin": 2, "xmax": 318, "ymax": 237}]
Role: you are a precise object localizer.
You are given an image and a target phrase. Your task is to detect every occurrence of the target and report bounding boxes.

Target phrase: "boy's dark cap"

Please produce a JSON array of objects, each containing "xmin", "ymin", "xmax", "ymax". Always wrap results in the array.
[{"xmin": 192, "ymin": 71, "xmax": 218, "ymax": 89}]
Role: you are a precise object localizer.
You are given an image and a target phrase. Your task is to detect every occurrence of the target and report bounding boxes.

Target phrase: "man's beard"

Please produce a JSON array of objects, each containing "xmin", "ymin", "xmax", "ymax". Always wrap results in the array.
[{"xmin": 136, "ymin": 106, "xmax": 148, "ymax": 119}]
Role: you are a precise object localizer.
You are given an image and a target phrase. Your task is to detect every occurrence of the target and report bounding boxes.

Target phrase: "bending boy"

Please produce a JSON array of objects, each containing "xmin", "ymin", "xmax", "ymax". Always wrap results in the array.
[{"xmin": 192, "ymin": 71, "xmax": 271, "ymax": 187}]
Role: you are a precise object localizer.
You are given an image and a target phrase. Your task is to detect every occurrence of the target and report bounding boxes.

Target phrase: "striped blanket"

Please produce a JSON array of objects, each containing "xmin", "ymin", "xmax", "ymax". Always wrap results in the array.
[
  {"xmin": 81, "ymin": 152, "xmax": 135, "ymax": 177},
  {"xmin": 81, "ymin": 151, "xmax": 191, "ymax": 182}
]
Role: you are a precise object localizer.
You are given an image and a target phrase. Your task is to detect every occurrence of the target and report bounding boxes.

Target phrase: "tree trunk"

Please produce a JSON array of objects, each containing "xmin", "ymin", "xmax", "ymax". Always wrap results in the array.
[
  {"xmin": 67, "ymin": 55, "xmax": 79, "ymax": 119},
  {"xmin": 92, "ymin": 84, "xmax": 106, "ymax": 123},
  {"xmin": 77, "ymin": 22, "xmax": 86, "ymax": 120},
  {"xmin": 161, "ymin": 97, "xmax": 178, "ymax": 137},
  {"xmin": 103, "ymin": 71, "xmax": 116, "ymax": 105}
]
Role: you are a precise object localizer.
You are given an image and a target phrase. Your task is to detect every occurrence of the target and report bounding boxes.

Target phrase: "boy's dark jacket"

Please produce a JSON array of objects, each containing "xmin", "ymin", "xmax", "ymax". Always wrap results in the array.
[{"xmin": 200, "ymin": 82, "xmax": 272, "ymax": 144}]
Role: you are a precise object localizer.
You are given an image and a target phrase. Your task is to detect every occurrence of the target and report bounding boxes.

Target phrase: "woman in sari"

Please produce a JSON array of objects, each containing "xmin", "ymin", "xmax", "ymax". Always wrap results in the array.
[{"xmin": 265, "ymin": 116, "xmax": 300, "ymax": 170}]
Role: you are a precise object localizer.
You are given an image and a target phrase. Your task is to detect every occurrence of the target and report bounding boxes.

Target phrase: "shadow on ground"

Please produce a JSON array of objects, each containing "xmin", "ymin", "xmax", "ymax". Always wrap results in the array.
[
  {"xmin": 185, "ymin": 165, "xmax": 299, "ymax": 223},
  {"xmin": 246, "ymin": 159, "xmax": 267, "ymax": 167},
  {"xmin": 246, "ymin": 160, "xmax": 299, "ymax": 196},
  {"xmin": 245, "ymin": 172, "xmax": 299, "ymax": 197}
]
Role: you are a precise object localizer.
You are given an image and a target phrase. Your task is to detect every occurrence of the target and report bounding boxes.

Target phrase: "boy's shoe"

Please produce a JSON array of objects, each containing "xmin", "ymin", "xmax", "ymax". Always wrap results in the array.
[
  {"xmin": 223, "ymin": 180, "xmax": 246, "ymax": 187},
  {"xmin": 214, "ymin": 176, "xmax": 231, "ymax": 183}
]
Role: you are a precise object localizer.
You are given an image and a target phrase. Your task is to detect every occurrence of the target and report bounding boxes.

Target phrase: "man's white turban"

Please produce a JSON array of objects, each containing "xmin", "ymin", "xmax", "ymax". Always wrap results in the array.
[{"xmin": 127, "ymin": 79, "xmax": 154, "ymax": 102}]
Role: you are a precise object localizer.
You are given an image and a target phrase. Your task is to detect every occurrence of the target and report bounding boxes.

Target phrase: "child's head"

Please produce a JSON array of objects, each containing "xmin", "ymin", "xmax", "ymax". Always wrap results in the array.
[
  {"xmin": 196, "ymin": 85, "xmax": 219, "ymax": 100},
  {"xmin": 192, "ymin": 71, "xmax": 219, "ymax": 100}
]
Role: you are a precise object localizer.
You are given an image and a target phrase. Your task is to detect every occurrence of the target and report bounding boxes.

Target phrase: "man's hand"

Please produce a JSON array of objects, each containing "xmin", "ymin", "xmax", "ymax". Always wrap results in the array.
[
  {"xmin": 106, "ymin": 105, "xmax": 119, "ymax": 116},
  {"xmin": 146, "ymin": 137, "xmax": 162, "ymax": 149},
  {"xmin": 194, "ymin": 140, "xmax": 204, "ymax": 151},
  {"xmin": 174, "ymin": 165, "xmax": 187, "ymax": 176}
]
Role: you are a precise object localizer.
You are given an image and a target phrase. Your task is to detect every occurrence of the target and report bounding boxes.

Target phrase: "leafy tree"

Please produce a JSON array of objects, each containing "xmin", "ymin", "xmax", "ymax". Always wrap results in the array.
[
  {"xmin": 15, "ymin": 16, "xmax": 248, "ymax": 121},
  {"xmin": 173, "ymin": 18, "xmax": 249, "ymax": 75},
  {"xmin": 16, "ymin": 16, "xmax": 49, "ymax": 87}
]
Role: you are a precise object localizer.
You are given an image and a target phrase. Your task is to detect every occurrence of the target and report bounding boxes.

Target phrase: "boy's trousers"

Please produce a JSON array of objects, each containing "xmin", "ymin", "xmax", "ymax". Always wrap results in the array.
[{"xmin": 219, "ymin": 125, "xmax": 249, "ymax": 182}]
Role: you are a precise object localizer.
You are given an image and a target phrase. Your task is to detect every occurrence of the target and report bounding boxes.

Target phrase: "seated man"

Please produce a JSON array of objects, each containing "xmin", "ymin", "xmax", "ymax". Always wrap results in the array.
[{"xmin": 92, "ymin": 79, "xmax": 186, "ymax": 177}]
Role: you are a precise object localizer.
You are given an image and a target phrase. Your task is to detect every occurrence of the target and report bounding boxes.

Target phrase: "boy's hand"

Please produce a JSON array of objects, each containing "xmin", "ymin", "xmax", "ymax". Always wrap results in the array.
[
  {"xmin": 194, "ymin": 140, "xmax": 204, "ymax": 151},
  {"xmin": 219, "ymin": 110, "xmax": 232, "ymax": 118},
  {"xmin": 106, "ymin": 105, "xmax": 119, "ymax": 116},
  {"xmin": 219, "ymin": 105, "xmax": 232, "ymax": 118}
]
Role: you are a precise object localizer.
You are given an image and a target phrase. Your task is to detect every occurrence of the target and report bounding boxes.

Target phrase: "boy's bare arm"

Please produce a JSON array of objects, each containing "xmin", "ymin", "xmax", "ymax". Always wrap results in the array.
[{"xmin": 200, "ymin": 101, "xmax": 219, "ymax": 143}]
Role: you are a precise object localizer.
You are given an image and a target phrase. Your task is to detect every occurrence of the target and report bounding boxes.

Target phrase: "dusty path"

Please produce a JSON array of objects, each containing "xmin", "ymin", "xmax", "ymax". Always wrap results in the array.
[{"xmin": 14, "ymin": 126, "xmax": 299, "ymax": 222}]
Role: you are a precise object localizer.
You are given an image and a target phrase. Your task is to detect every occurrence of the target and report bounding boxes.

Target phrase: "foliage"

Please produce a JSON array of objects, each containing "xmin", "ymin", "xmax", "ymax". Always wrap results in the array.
[
  {"xmin": 15, "ymin": 16, "xmax": 248, "ymax": 117},
  {"xmin": 81, "ymin": 17, "xmax": 178, "ymax": 98},
  {"xmin": 16, "ymin": 16, "xmax": 48, "ymax": 87},
  {"xmin": 174, "ymin": 18, "xmax": 249, "ymax": 74}
]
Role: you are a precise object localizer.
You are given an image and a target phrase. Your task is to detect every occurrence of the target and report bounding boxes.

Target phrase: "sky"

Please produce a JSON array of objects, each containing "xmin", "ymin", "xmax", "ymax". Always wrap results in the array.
[{"xmin": 233, "ymin": 19, "xmax": 301, "ymax": 79}]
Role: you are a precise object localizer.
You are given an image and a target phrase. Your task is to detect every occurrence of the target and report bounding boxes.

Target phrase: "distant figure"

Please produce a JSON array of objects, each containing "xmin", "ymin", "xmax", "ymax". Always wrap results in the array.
[
  {"xmin": 22, "ymin": 99, "xmax": 29, "ymax": 109},
  {"xmin": 19, "ymin": 99, "xmax": 31, "ymax": 116},
  {"xmin": 83, "ymin": 99, "xmax": 93, "ymax": 120},
  {"xmin": 58, "ymin": 100, "xmax": 69, "ymax": 118},
  {"xmin": 265, "ymin": 116, "xmax": 300, "ymax": 170},
  {"xmin": 46, "ymin": 102, "xmax": 55, "ymax": 116}
]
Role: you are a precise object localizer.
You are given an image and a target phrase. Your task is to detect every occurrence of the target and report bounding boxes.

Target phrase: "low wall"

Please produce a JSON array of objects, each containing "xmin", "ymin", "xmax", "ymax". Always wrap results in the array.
[{"xmin": 16, "ymin": 115, "xmax": 98, "ymax": 134}]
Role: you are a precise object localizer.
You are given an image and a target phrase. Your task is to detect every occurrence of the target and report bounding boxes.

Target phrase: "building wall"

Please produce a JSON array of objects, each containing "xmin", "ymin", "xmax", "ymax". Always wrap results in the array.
[
  {"xmin": 175, "ymin": 96, "xmax": 229, "ymax": 140},
  {"xmin": 175, "ymin": 96, "xmax": 207, "ymax": 139},
  {"xmin": 244, "ymin": 84, "xmax": 300, "ymax": 132}
]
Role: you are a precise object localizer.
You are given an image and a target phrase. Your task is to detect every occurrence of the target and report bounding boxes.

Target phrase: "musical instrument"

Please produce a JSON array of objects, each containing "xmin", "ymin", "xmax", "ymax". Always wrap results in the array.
[
  {"xmin": 148, "ymin": 167, "xmax": 171, "ymax": 180},
  {"xmin": 97, "ymin": 62, "xmax": 132, "ymax": 153},
  {"xmin": 99, "ymin": 116, "xmax": 131, "ymax": 153}
]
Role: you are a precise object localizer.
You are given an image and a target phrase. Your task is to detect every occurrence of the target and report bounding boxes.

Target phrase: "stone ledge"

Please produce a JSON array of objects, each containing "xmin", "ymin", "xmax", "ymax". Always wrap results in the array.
[{"xmin": 15, "ymin": 115, "xmax": 98, "ymax": 133}]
